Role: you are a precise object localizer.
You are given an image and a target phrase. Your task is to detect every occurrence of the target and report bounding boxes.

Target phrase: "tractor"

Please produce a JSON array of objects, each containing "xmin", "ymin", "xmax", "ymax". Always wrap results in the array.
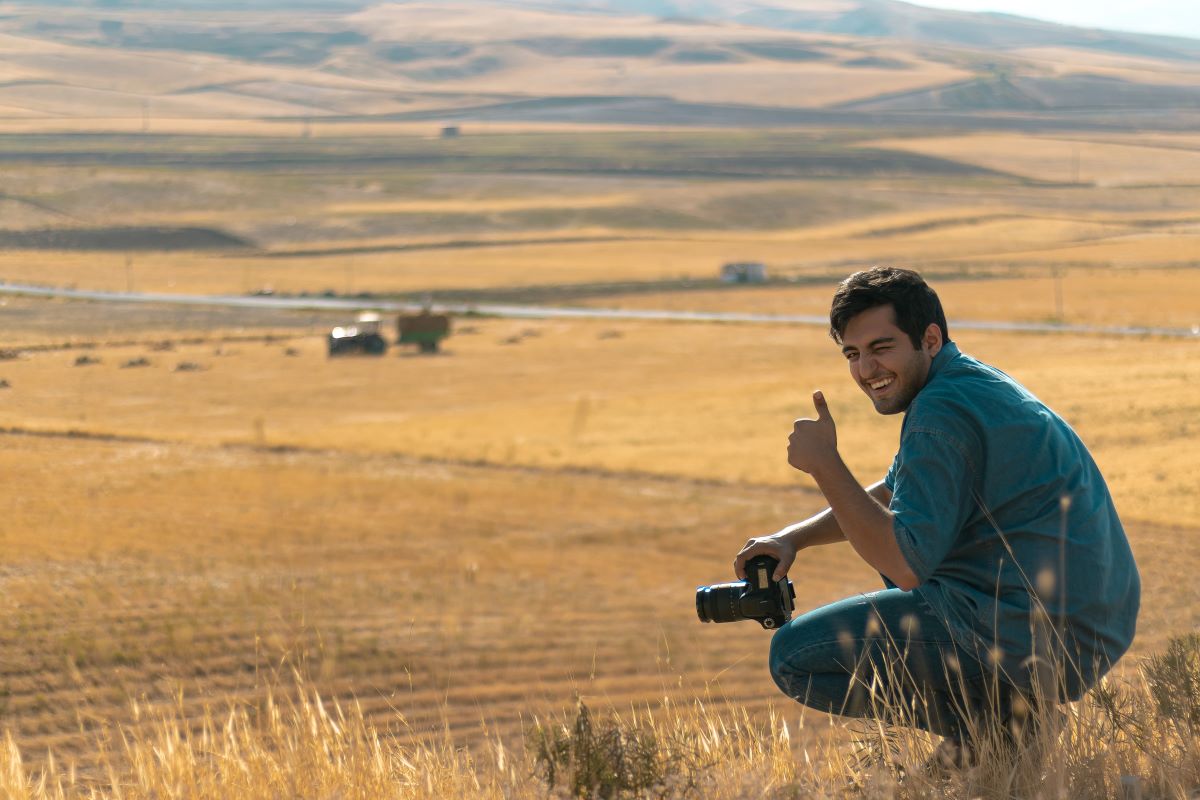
[{"xmin": 327, "ymin": 312, "xmax": 388, "ymax": 356}]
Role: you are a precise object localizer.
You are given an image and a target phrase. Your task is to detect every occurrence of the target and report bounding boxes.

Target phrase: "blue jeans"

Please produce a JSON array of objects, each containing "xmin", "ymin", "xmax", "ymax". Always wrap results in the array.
[{"xmin": 769, "ymin": 588, "xmax": 1035, "ymax": 742}]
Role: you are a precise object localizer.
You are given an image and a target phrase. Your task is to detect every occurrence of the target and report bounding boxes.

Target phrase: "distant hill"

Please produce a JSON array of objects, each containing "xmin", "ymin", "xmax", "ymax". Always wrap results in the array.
[
  {"xmin": 3, "ymin": 0, "xmax": 1200, "ymax": 131},
  {"xmin": 497, "ymin": 0, "xmax": 1200, "ymax": 62}
]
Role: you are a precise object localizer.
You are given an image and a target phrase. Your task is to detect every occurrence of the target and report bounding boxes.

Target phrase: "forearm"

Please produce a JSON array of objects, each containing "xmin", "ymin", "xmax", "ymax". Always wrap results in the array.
[
  {"xmin": 776, "ymin": 507, "xmax": 844, "ymax": 550},
  {"xmin": 776, "ymin": 480, "xmax": 892, "ymax": 551},
  {"xmin": 812, "ymin": 459, "xmax": 919, "ymax": 590}
]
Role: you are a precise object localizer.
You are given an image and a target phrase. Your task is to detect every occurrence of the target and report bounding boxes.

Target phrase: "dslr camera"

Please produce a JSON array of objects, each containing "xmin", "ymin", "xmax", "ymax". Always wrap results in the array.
[{"xmin": 696, "ymin": 555, "xmax": 796, "ymax": 630}]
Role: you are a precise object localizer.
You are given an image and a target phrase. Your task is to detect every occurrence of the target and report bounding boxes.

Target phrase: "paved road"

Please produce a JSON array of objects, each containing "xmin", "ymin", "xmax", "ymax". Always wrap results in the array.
[{"xmin": 2, "ymin": 282, "xmax": 1198, "ymax": 339}]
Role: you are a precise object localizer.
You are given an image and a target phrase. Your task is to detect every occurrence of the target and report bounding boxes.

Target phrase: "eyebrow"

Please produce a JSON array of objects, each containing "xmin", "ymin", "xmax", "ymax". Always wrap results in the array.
[{"xmin": 842, "ymin": 336, "xmax": 897, "ymax": 354}]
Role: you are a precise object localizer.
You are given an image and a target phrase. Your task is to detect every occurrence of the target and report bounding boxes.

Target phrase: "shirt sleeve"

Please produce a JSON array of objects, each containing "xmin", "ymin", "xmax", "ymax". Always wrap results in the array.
[
  {"xmin": 888, "ymin": 426, "xmax": 979, "ymax": 584},
  {"xmin": 883, "ymin": 452, "xmax": 900, "ymax": 492}
]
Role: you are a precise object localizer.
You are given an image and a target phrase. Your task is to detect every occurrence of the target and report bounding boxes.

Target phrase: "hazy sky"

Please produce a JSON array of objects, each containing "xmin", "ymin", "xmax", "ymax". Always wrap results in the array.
[{"xmin": 909, "ymin": 0, "xmax": 1200, "ymax": 40}]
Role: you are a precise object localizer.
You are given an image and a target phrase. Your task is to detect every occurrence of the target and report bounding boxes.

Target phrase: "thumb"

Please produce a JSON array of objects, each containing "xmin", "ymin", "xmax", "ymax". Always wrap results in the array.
[{"xmin": 813, "ymin": 390, "xmax": 832, "ymax": 422}]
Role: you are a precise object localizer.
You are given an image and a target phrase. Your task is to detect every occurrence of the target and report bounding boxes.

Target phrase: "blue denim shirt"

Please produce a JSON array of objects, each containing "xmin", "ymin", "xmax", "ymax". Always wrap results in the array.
[{"xmin": 884, "ymin": 342, "xmax": 1139, "ymax": 695}]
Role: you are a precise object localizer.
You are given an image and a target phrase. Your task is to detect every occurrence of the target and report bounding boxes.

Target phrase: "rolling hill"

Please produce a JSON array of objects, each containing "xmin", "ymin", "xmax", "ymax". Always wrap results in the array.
[{"xmin": 1, "ymin": 0, "xmax": 1199, "ymax": 131}]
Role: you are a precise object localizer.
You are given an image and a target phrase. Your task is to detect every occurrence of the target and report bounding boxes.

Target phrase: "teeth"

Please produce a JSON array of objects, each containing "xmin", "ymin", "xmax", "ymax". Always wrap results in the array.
[{"xmin": 869, "ymin": 378, "xmax": 893, "ymax": 390}]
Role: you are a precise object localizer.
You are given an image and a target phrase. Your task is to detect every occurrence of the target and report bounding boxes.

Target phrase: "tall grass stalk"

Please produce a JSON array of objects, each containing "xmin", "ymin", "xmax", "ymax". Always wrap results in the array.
[{"xmin": 2, "ymin": 636, "xmax": 1199, "ymax": 799}]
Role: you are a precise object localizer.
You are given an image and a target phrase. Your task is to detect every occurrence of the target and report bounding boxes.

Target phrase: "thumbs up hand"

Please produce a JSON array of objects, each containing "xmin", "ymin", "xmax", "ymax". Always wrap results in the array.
[{"xmin": 787, "ymin": 390, "xmax": 839, "ymax": 475}]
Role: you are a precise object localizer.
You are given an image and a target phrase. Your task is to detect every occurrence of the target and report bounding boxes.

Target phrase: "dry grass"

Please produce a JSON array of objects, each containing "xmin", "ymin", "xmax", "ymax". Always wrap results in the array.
[
  {"xmin": 6, "ymin": 186, "xmax": 1198, "ymax": 297},
  {"xmin": 0, "ymin": 304, "xmax": 1195, "ymax": 796},
  {"xmin": 3, "ymin": 125, "xmax": 1199, "ymax": 307},
  {"xmin": 1013, "ymin": 45, "xmax": 1200, "ymax": 86},
  {"xmin": 0, "ymin": 632, "xmax": 1197, "ymax": 799},
  {"xmin": 1, "ymin": 7, "xmax": 1199, "ymax": 793},
  {"xmin": 0, "ymin": 429, "xmax": 862, "ymax": 765},
  {"xmin": 0, "ymin": 118, "xmax": 699, "ymax": 137},
  {"xmin": 0, "ymin": 3, "xmax": 973, "ymax": 122},
  {"xmin": 867, "ymin": 133, "xmax": 1200, "ymax": 186},
  {"xmin": 5, "ymin": 0, "xmax": 1200, "ymax": 138},
  {"xmin": 1, "ymin": 314, "xmax": 1194, "ymax": 524},
  {"xmin": 958, "ymin": 232, "xmax": 1200, "ymax": 269},
  {"xmin": 577, "ymin": 267, "xmax": 1200, "ymax": 329},
  {"xmin": 0, "ymin": 426, "xmax": 1193, "ymax": 797},
  {"xmin": 457, "ymin": 58, "xmax": 967, "ymax": 109},
  {"xmin": 5, "ymin": 216, "xmax": 1195, "ymax": 297}
]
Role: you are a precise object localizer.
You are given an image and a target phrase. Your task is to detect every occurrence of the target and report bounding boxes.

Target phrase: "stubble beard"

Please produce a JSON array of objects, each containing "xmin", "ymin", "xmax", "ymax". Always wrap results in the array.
[{"xmin": 870, "ymin": 350, "xmax": 929, "ymax": 415}]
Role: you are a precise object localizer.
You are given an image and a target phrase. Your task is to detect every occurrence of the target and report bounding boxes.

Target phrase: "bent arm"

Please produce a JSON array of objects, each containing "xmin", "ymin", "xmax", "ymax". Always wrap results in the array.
[
  {"xmin": 776, "ymin": 479, "xmax": 892, "ymax": 551},
  {"xmin": 734, "ymin": 480, "xmax": 896, "ymax": 581},
  {"xmin": 734, "ymin": 479, "xmax": 897, "ymax": 578},
  {"xmin": 811, "ymin": 459, "xmax": 919, "ymax": 590}
]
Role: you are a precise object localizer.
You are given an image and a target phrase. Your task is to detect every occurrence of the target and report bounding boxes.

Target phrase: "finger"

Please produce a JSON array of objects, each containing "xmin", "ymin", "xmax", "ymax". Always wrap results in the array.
[
  {"xmin": 734, "ymin": 544, "xmax": 764, "ymax": 579},
  {"xmin": 773, "ymin": 555, "xmax": 793, "ymax": 581},
  {"xmin": 813, "ymin": 390, "xmax": 831, "ymax": 421}
]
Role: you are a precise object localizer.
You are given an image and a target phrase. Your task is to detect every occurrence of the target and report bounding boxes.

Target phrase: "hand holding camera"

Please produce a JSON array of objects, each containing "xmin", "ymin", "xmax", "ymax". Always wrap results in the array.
[
  {"xmin": 734, "ymin": 535, "xmax": 797, "ymax": 581},
  {"xmin": 696, "ymin": 554, "xmax": 796, "ymax": 630}
]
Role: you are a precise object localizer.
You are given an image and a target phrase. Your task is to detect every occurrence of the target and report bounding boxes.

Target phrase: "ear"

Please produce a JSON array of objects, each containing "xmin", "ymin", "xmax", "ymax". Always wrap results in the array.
[{"xmin": 921, "ymin": 322, "xmax": 943, "ymax": 357}]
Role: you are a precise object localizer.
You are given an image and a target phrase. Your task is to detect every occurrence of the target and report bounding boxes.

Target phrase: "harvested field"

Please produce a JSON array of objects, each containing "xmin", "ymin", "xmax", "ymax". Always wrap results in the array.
[
  {"xmin": 6, "ymin": 217, "xmax": 1197, "ymax": 298},
  {"xmin": 0, "ymin": 226, "xmax": 250, "ymax": 251},
  {"xmin": 2, "ymin": 0, "xmax": 1200, "ymax": 791},
  {"xmin": 0, "ymin": 431, "xmax": 863, "ymax": 765},
  {"xmin": 867, "ymin": 133, "xmax": 1200, "ymax": 186},
  {"xmin": 0, "ymin": 307, "xmax": 1195, "ymax": 779},
  {"xmin": 0, "ymin": 295, "xmax": 332, "ymax": 346},
  {"xmin": 0, "ymin": 307, "xmax": 1195, "ymax": 531},
  {"xmin": 575, "ymin": 267, "xmax": 1200, "ymax": 330}
]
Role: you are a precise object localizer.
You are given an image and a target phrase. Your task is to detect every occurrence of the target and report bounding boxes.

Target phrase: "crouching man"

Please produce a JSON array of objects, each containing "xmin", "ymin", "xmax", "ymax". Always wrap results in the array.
[{"xmin": 735, "ymin": 267, "xmax": 1139, "ymax": 766}]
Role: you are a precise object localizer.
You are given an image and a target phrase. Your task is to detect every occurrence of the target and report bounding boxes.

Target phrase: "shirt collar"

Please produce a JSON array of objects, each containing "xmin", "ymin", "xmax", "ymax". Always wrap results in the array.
[{"xmin": 926, "ymin": 340, "xmax": 960, "ymax": 384}]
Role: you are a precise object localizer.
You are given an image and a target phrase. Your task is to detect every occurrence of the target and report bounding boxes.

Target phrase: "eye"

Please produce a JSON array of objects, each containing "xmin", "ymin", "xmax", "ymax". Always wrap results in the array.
[{"xmin": 844, "ymin": 351, "xmax": 858, "ymax": 361}]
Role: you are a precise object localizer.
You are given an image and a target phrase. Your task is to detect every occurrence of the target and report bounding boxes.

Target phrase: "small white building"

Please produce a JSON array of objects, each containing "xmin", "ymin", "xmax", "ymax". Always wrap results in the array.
[{"xmin": 721, "ymin": 261, "xmax": 768, "ymax": 283}]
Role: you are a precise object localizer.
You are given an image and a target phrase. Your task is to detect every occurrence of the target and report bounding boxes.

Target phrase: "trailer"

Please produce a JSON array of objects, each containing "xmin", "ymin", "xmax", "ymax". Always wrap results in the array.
[{"xmin": 397, "ymin": 311, "xmax": 451, "ymax": 353}]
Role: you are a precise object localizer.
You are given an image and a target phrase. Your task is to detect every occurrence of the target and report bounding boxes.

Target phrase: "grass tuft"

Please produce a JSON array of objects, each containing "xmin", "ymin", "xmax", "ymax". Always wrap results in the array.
[
  {"xmin": 1144, "ymin": 631, "xmax": 1200, "ymax": 733},
  {"xmin": 3, "ymin": 640, "xmax": 1200, "ymax": 799},
  {"xmin": 532, "ymin": 700, "xmax": 665, "ymax": 798}
]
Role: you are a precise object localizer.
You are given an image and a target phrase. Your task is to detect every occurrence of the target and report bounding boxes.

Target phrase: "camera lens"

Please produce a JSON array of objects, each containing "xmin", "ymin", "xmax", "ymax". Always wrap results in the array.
[{"xmin": 695, "ymin": 581, "xmax": 744, "ymax": 624}]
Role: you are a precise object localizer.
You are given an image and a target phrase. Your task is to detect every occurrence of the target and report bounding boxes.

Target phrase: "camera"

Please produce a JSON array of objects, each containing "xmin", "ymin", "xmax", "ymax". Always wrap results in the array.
[{"xmin": 696, "ymin": 555, "xmax": 796, "ymax": 630}]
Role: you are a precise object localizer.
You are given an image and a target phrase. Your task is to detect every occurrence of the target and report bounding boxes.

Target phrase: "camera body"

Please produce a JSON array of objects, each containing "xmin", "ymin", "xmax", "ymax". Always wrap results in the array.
[{"xmin": 696, "ymin": 555, "xmax": 796, "ymax": 630}]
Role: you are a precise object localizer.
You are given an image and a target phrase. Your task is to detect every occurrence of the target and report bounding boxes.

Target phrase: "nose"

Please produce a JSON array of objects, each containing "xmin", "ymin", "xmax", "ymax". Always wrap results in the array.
[{"xmin": 857, "ymin": 352, "xmax": 877, "ymax": 378}]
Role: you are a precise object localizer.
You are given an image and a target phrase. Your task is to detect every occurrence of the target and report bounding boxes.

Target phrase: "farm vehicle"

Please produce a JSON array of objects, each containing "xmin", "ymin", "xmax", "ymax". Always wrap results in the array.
[
  {"xmin": 327, "ymin": 312, "xmax": 388, "ymax": 356},
  {"xmin": 397, "ymin": 310, "xmax": 451, "ymax": 353},
  {"xmin": 327, "ymin": 310, "xmax": 452, "ymax": 356}
]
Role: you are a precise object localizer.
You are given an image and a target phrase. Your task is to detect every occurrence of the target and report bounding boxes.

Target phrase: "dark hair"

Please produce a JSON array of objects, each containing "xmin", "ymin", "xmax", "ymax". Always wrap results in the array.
[{"xmin": 829, "ymin": 267, "xmax": 950, "ymax": 348}]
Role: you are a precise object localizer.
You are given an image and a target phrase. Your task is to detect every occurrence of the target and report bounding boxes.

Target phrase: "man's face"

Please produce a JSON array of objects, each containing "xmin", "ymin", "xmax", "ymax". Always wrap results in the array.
[{"xmin": 840, "ymin": 304, "xmax": 938, "ymax": 415}]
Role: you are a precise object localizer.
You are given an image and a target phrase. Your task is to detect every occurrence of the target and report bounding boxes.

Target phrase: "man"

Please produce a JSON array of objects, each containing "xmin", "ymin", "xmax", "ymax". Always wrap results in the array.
[{"xmin": 734, "ymin": 267, "xmax": 1139, "ymax": 763}]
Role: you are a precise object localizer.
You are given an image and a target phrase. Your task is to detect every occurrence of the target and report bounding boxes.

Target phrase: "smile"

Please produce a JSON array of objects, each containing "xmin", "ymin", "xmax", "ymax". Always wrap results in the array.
[{"xmin": 868, "ymin": 377, "xmax": 894, "ymax": 390}]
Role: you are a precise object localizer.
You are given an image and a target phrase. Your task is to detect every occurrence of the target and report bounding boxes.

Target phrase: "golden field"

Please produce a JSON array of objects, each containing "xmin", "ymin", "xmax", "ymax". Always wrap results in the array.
[
  {"xmin": 0, "ymin": 346, "xmax": 869, "ymax": 766},
  {"xmin": 3, "ymin": 126, "xmax": 1199, "ymax": 306},
  {"xmin": 5, "ymin": 199, "xmax": 1200, "ymax": 299},
  {"xmin": 1, "ymin": 18, "xmax": 1200, "ymax": 786},
  {"xmin": 577, "ymin": 268, "xmax": 1200, "ymax": 329},
  {"xmin": 2, "ymin": 311, "xmax": 1197, "ymax": 525},
  {"xmin": 0, "ymin": 302, "xmax": 1197, "ymax": 788},
  {"xmin": 867, "ymin": 133, "xmax": 1200, "ymax": 186},
  {"xmin": 0, "ymin": 4, "xmax": 972, "ymax": 124},
  {"xmin": 1, "ymin": 118, "xmax": 1199, "ymax": 797},
  {"xmin": 3, "ymin": 0, "xmax": 1200, "ymax": 788}
]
